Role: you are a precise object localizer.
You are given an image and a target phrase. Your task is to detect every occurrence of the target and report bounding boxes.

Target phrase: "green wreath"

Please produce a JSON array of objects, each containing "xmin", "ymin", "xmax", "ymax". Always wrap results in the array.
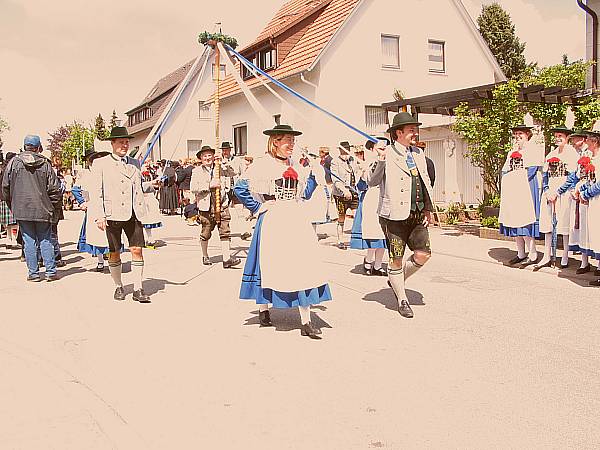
[{"xmin": 198, "ymin": 31, "xmax": 238, "ymax": 49}]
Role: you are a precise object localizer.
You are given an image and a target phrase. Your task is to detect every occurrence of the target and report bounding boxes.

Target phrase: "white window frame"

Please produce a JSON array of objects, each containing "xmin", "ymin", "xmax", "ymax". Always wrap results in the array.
[
  {"xmin": 212, "ymin": 63, "xmax": 226, "ymax": 80},
  {"xmin": 233, "ymin": 123, "xmax": 248, "ymax": 156},
  {"xmin": 381, "ymin": 34, "xmax": 401, "ymax": 69},
  {"xmin": 198, "ymin": 101, "xmax": 212, "ymax": 120},
  {"xmin": 364, "ymin": 106, "xmax": 388, "ymax": 131},
  {"xmin": 428, "ymin": 39, "xmax": 446, "ymax": 74}
]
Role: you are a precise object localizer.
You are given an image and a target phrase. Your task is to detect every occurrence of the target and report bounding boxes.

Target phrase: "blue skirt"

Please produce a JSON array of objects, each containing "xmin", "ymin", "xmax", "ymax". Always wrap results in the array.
[
  {"xmin": 350, "ymin": 191, "xmax": 386, "ymax": 250},
  {"xmin": 77, "ymin": 213, "xmax": 110, "ymax": 256},
  {"xmin": 500, "ymin": 168, "xmax": 541, "ymax": 238},
  {"xmin": 240, "ymin": 213, "xmax": 333, "ymax": 309}
]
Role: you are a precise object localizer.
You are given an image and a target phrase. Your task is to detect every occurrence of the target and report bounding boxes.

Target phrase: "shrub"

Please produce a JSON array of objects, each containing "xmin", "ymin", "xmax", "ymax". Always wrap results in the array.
[{"xmin": 481, "ymin": 216, "xmax": 499, "ymax": 229}]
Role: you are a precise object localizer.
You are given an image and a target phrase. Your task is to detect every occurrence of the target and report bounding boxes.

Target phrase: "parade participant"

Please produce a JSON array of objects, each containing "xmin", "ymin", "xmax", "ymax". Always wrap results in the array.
[
  {"xmin": 569, "ymin": 129, "xmax": 589, "ymax": 156},
  {"xmin": 0, "ymin": 152, "xmax": 18, "ymax": 249},
  {"xmin": 159, "ymin": 161, "xmax": 178, "ymax": 215},
  {"xmin": 89, "ymin": 126, "xmax": 153, "ymax": 303},
  {"xmin": 190, "ymin": 145, "xmax": 241, "ymax": 268},
  {"xmin": 351, "ymin": 139, "xmax": 388, "ymax": 275},
  {"xmin": 176, "ymin": 158, "xmax": 194, "ymax": 203},
  {"xmin": 561, "ymin": 130, "xmax": 600, "ymax": 276},
  {"xmin": 1, "ymin": 135, "xmax": 62, "ymax": 281},
  {"xmin": 221, "ymin": 141, "xmax": 252, "ymax": 240},
  {"xmin": 71, "ymin": 149, "xmax": 112, "ymax": 272},
  {"xmin": 330, "ymin": 141, "xmax": 360, "ymax": 249},
  {"xmin": 366, "ymin": 112, "xmax": 434, "ymax": 318},
  {"xmin": 319, "ymin": 146, "xmax": 333, "ymax": 185},
  {"xmin": 499, "ymin": 124, "xmax": 542, "ymax": 267},
  {"xmin": 141, "ymin": 186, "xmax": 162, "ymax": 249},
  {"xmin": 234, "ymin": 124, "xmax": 331, "ymax": 339},
  {"xmin": 304, "ymin": 149, "xmax": 331, "ymax": 235},
  {"xmin": 533, "ymin": 126, "xmax": 579, "ymax": 270}
]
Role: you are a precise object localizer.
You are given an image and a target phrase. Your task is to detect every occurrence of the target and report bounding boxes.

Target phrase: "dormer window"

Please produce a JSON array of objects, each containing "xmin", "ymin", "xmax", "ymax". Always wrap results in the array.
[{"xmin": 241, "ymin": 47, "xmax": 277, "ymax": 79}]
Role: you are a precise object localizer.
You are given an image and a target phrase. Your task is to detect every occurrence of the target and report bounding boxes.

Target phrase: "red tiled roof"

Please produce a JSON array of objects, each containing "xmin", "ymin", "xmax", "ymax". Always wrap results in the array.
[{"xmin": 219, "ymin": 0, "xmax": 361, "ymax": 99}]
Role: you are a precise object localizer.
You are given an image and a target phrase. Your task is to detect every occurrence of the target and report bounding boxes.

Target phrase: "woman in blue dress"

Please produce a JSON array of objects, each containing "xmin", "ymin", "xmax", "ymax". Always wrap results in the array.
[{"xmin": 234, "ymin": 124, "xmax": 332, "ymax": 339}]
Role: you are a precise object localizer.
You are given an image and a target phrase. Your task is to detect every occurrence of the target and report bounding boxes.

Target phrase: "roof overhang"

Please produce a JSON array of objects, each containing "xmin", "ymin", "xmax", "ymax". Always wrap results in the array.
[{"xmin": 382, "ymin": 83, "xmax": 591, "ymax": 116}]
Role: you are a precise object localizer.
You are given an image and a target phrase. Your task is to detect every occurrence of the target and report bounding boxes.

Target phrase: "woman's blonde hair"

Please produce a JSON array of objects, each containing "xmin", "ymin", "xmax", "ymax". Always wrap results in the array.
[{"xmin": 266, "ymin": 134, "xmax": 286, "ymax": 157}]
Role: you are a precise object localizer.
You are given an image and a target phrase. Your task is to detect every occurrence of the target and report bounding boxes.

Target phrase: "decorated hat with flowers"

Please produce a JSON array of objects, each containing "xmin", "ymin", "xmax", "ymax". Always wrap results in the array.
[
  {"xmin": 547, "ymin": 157, "xmax": 561, "ymax": 164},
  {"xmin": 510, "ymin": 151, "xmax": 522, "ymax": 159},
  {"xmin": 578, "ymin": 156, "xmax": 591, "ymax": 166}
]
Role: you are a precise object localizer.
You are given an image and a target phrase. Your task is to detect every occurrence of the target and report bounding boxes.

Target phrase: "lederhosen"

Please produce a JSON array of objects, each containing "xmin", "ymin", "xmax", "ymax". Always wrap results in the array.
[
  {"xmin": 198, "ymin": 164, "xmax": 231, "ymax": 241},
  {"xmin": 379, "ymin": 146, "xmax": 432, "ymax": 262},
  {"xmin": 333, "ymin": 159, "xmax": 359, "ymax": 219}
]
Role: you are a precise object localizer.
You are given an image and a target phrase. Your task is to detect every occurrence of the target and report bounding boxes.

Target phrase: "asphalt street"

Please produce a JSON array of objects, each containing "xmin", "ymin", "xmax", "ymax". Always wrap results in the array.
[{"xmin": 0, "ymin": 211, "xmax": 599, "ymax": 449}]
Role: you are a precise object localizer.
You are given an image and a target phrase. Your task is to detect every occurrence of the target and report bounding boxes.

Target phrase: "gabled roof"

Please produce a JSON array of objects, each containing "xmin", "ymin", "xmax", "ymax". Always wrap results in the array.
[
  {"xmin": 126, "ymin": 59, "xmax": 195, "ymax": 115},
  {"xmin": 218, "ymin": 0, "xmax": 361, "ymax": 98}
]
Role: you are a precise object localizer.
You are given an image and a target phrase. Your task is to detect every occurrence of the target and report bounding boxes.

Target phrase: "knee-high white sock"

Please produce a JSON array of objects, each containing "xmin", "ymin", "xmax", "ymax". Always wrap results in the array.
[
  {"xmin": 200, "ymin": 240, "xmax": 209, "ymax": 258},
  {"xmin": 365, "ymin": 248, "xmax": 376, "ymax": 265},
  {"xmin": 404, "ymin": 254, "xmax": 424, "ymax": 281},
  {"xmin": 131, "ymin": 260, "xmax": 144, "ymax": 291},
  {"xmin": 538, "ymin": 233, "xmax": 552, "ymax": 264},
  {"xmin": 221, "ymin": 240, "xmax": 231, "ymax": 261},
  {"xmin": 374, "ymin": 248, "xmax": 385, "ymax": 270},
  {"xmin": 336, "ymin": 223, "xmax": 344, "ymax": 244},
  {"xmin": 524, "ymin": 236, "xmax": 537, "ymax": 260},
  {"xmin": 388, "ymin": 267, "xmax": 407, "ymax": 302},
  {"xmin": 581, "ymin": 253, "xmax": 589, "ymax": 268},
  {"xmin": 258, "ymin": 304, "xmax": 269, "ymax": 312},
  {"xmin": 299, "ymin": 305, "xmax": 311, "ymax": 325},
  {"xmin": 516, "ymin": 236, "xmax": 526, "ymax": 259},
  {"xmin": 96, "ymin": 254, "xmax": 104, "ymax": 265},
  {"xmin": 144, "ymin": 228, "xmax": 153, "ymax": 243},
  {"xmin": 561, "ymin": 234, "xmax": 570, "ymax": 265},
  {"xmin": 108, "ymin": 261, "xmax": 123, "ymax": 287}
]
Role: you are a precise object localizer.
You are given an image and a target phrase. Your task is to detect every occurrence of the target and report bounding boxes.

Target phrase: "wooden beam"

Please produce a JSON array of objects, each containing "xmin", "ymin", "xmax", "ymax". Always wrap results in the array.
[{"xmin": 541, "ymin": 86, "xmax": 562, "ymax": 96}]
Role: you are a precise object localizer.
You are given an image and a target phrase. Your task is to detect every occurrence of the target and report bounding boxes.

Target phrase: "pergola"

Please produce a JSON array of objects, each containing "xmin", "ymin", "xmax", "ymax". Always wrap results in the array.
[{"xmin": 381, "ymin": 82, "xmax": 588, "ymax": 116}]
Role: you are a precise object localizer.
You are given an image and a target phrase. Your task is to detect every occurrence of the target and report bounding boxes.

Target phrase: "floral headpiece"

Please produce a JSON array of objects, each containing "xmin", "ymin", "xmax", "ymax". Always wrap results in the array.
[
  {"xmin": 578, "ymin": 156, "xmax": 591, "ymax": 166},
  {"xmin": 282, "ymin": 167, "xmax": 299, "ymax": 181},
  {"xmin": 510, "ymin": 151, "xmax": 522, "ymax": 159},
  {"xmin": 547, "ymin": 157, "xmax": 561, "ymax": 164}
]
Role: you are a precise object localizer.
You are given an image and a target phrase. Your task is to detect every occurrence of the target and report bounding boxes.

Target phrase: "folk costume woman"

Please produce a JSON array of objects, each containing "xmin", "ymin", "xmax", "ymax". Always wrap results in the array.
[
  {"xmin": 351, "ymin": 140, "xmax": 387, "ymax": 275},
  {"xmin": 499, "ymin": 125, "xmax": 543, "ymax": 266},
  {"xmin": 534, "ymin": 126, "xmax": 579, "ymax": 270},
  {"xmin": 141, "ymin": 186, "xmax": 162, "ymax": 249},
  {"xmin": 71, "ymin": 149, "xmax": 112, "ymax": 272},
  {"xmin": 233, "ymin": 124, "xmax": 332, "ymax": 339}
]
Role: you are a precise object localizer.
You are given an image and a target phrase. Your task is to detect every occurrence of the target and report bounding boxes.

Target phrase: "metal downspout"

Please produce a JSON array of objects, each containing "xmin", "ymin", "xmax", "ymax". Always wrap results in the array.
[{"xmin": 578, "ymin": 0, "xmax": 598, "ymax": 88}]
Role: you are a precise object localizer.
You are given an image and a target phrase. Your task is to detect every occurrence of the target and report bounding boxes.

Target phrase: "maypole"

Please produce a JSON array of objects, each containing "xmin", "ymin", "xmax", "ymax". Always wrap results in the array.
[{"xmin": 198, "ymin": 29, "xmax": 238, "ymax": 223}]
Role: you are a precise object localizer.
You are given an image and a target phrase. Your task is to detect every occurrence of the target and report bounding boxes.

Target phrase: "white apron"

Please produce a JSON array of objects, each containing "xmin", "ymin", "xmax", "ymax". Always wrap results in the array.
[
  {"xmin": 539, "ymin": 176, "xmax": 571, "ymax": 235},
  {"xmin": 259, "ymin": 201, "xmax": 329, "ymax": 292},
  {"xmin": 361, "ymin": 187, "xmax": 386, "ymax": 240},
  {"xmin": 498, "ymin": 169, "xmax": 535, "ymax": 228},
  {"xmin": 142, "ymin": 193, "xmax": 162, "ymax": 226}
]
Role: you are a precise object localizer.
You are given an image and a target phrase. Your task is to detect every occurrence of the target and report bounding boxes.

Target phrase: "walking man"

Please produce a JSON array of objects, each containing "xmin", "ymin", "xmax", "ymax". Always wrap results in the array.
[
  {"xmin": 366, "ymin": 113, "xmax": 434, "ymax": 318},
  {"xmin": 90, "ymin": 126, "xmax": 153, "ymax": 303},
  {"xmin": 1, "ymin": 135, "xmax": 62, "ymax": 281},
  {"xmin": 330, "ymin": 141, "xmax": 360, "ymax": 249}
]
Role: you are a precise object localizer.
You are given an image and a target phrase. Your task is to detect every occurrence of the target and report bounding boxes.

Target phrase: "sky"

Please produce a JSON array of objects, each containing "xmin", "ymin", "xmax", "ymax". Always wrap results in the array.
[{"xmin": 0, "ymin": 0, "xmax": 587, "ymax": 151}]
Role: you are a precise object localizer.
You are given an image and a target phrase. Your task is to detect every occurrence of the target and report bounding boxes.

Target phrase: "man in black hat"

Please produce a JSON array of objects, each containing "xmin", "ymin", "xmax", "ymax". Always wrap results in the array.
[
  {"xmin": 366, "ymin": 112, "xmax": 434, "ymax": 318},
  {"xmin": 569, "ymin": 129, "xmax": 589, "ymax": 156},
  {"xmin": 190, "ymin": 145, "xmax": 240, "ymax": 268},
  {"xmin": 90, "ymin": 126, "xmax": 154, "ymax": 303},
  {"xmin": 330, "ymin": 140, "xmax": 360, "ymax": 249}
]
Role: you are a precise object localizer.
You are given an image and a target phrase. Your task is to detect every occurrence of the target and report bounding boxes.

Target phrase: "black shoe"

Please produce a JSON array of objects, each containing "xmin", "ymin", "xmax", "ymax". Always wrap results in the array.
[
  {"xmin": 55, "ymin": 260, "xmax": 66, "ymax": 268},
  {"xmin": 133, "ymin": 289, "xmax": 151, "ymax": 303},
  {"xmin": 560, "ymin": 262, "xmax": 569, "ymax": 269},
  {"xmin": 46, "ymin": 274, "xmax": 58, "ymax": 282},
  {"xmin": 508, "ymin": 256, "xmax": 527, "ymax": 265},
  {"xmin": 532, "ymin": 260, "xmax": 552, "ymax": 272},
  {"xmin": 595, "ymin": 267, "xmax": 600, "ymax": 277},
  {"xmin": 223, "ymin": 257, "xmax": 241, "ymax": 269},
  {"xmin": 363, "ymin": 258, "xmax": 373, "ymax": 275},
  {"xmin": 371, "ymin": 267, "xmax": 387, "ymax": 276},
  {"xmin": 259, "ymin": 310, "xmax": 273, "ymax": 327},
  {"xmin": 576, "ymin": 266, "xmax": 591, "ymax": 275},
  {"xmin": 113, "ymin": 287, "xmax": 126, "ymax": 301},
  {"xmin": 95, "ymin": 263, "xmax": 105, "ymax": 272},
  {"xmin": 27, "ymin": 274, "xmax": 42, "ymax": 282},
  {"xmin": 240, "ymin": 232, "xmax": 252, "ymax": 241},
  {"xmin": 589, "ymin": 279, "xmax": 600, "ymax": 287},
  {"xmin": 336, "ymin": 242, "xmax": 346, "ymax": 250},
  {"xmin": 519, "ymin": 257, "xmax": 538, "ymax": 268},
  {"xmin": 398, "ymin": 300, "xmax": 414, "ymax": 318},
  {"xmin": 202, "ymin": 256, "xmax": 212, "ymax": 266},
  {"xmin": 300, "ymin": 321, "xmax": 322, "ymax": 339}
]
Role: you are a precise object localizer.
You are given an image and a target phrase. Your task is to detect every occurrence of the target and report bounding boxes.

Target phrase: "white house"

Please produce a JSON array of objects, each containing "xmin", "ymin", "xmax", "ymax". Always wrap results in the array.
[{"xmin": 125, "ymin": 0, "xmax": 506, "ymax": 205}]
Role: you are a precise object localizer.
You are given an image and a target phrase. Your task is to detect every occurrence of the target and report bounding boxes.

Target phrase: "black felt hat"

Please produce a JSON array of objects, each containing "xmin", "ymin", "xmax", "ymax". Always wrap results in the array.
[
  {"xmin": 106, "ymin": 126, "xmax": 134, "ymax": 140},
  {"xmin": 549, "ymin": 125, "xmax": 573, "ymax": 135},
  {"xmin": 196, "ymin": 145, "xmax": 215, "ymax": 159},
  {"xmin": 512, "ymin": 124, "xmax": 533, "ymax": 132},
  {"xmin": 220, "ymin": 141, "xmax": 233, "ymax": 149},
  {"xmin": 263, "ymin": 124, "xmax": 302, "ymax": 136},
  {"xmin": 84, "ymin": 148, "xmax": 110, "ymax": 162},
  {"xmin": 386, "ymin": 112, "xmax": 422, "ymax": 134}
]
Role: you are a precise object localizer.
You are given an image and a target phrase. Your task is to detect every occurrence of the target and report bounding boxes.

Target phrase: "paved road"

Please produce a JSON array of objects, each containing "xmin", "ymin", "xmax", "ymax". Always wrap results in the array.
[{"xmin": 1, "ymin": 211, "xmax": 599, "ymax": 449}]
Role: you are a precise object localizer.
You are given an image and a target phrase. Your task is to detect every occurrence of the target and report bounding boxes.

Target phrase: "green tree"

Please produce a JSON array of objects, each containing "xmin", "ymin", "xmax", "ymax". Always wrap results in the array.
[
  {"xmin": 525, "ymin": 59, "xmax": 593, "ymax": 150},
  {"xmin": 60, "ymin": 122, "xmax": 95, "ymax": 167},
  {"xmin": 47, "ymin": 125, "xmax": 71, "ymax": 160},
  {"xmin": 452, "ymin": 80, "xmax": 522, "ymax": 195},
  {"xmin": 477, "ymin": 2, "xmax": 528, "ymax": 80},
  {"xmin": 94, "ymin": 113, "xmax": 109, "ymax": 139},
  {"xmin": 109, "ymin": 109, "xmax": 118, "ymax": 129}
]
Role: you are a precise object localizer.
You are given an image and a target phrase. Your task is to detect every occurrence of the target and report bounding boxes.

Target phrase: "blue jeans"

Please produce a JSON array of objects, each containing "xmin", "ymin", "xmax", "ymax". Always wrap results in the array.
[{"xmin": 18, "ymin": 221, "xmax": 56, "ymax": 277}]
